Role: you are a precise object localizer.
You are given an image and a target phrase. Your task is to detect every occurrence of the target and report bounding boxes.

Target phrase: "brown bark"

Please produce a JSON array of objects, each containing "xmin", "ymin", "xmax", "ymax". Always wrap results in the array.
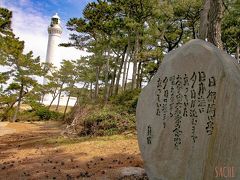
[
  {"xmin": 109, "ymin": 54, "xmax": 120, "ymax": 97},
  {"xmin": 12, "ymin": 83, "xmax": 24, "ymax": 122},
  {"xmin": 199, "ymin": 0, "xmax": 210, "ymax": 40},
  {"xmin": 122, "ymin": 36, "xmax": 131, "ymax": 89},
  {"xmin": 139, "ymin": 63, "xmax": 144, "ymax": 88},
  {"xmin": 136, "ymin": 61, "xmax": 142, "ymax": 89},
  {"xmin": 48, "ymin": 94, "xmax": 57, "ymax": 109},
  {"xmin": 115, "ymin": 45, "xmax": 128, "ymax": 95},
  {"xmin": 90, "ymin": 82, "xmax": 93, "ymax": 100},
  {"xmin": 124, "ymin": 53, "xmax": 132, "ymax": 91},
  {"xmin": 199, "ymin": 0, "xmax": 224, "ymax": 49},
  {"xmin": 207, "ymin": 0, "xmax": 224, "ymax": 49},
  {"xmin": 48, "ymin": 88, "xmax": 59, "ymax": 109},
  {"xmin": 131, "ymin": 33, "xmax": 139, "ymax": 90},
  {"xmin": 55, "ymin": 82, "xmax": 64, "ymax": 111},
  {"xmin": 104, "ymin": 49, "xmax": 110, "ymax": 104},
  {"xmin": 94, "ymin": 66, "xmax": 100, "ymax": 101},
  {"xmin": 63, "ymin": 92, "xmax": 71, "ymax": 121}
]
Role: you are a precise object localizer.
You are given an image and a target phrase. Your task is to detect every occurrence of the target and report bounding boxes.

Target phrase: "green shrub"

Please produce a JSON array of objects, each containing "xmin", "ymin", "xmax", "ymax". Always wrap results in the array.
[
  {"xmin": 111, "ymin": 89, "xmax": 141, "ymax": 114},
  {"xmin": 0, "ymin": 107, "xmax": 15, "ymax": 121},
  {"xmin": 65, "ymin": 89, "xmax": 141, "ymax": 137},
  {"xmin": 111, "ymin": 89, "xmax": 140, "ymax": 105},
  {"xmin": 79, "ymin": 107, "xmax": 135, "ymax": 136},
  {"xmin": 18, "ymin": 111, "xmax": 39, "ymax": 121},
  {"xmin": 35, "ymin": 107, "xmax": 62, "ymax": 120},
  {"xmin": 28, "ymin": 100, "xmax": 45, "ymax": 111}
]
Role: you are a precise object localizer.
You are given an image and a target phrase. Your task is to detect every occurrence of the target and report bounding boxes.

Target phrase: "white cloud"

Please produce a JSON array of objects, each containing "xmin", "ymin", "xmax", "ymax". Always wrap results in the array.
[{"xmin": 2, "ymin": 1, "xmax": 88, "ymax": 67}]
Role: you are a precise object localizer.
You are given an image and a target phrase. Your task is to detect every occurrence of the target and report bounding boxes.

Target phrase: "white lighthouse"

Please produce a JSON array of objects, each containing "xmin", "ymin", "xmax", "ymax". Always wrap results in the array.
[
  {"xmin": 42, "ymin": 13, "xmax": 62, "ymax": 105},
  {"xmin": 43, "ymin": 14, "xmax": 77, "ymax": 107},
  {"xmin": 45, "ymin": 13, "xmax": 62, "ymax": 66}
]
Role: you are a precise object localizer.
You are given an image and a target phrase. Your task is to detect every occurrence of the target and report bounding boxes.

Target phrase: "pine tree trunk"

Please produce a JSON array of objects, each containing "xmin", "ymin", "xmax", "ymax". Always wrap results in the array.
[
  {"xmin": 74, "ymin": 96, "xmax": 79, "ymax": 107},
  {"xmin": 41, "ymin": 93, "xmax": 45, "ymax": 103},
  {"xmin": 115, "ymin": 45, "xmax": 128, "ymax": 95},
  {"xmin": 199, "ymin": 0, "xmax": 210, "ymax": 40},
  {"xmin": 192, "ymin": 21, "xmax": 196, "ymax": 39},
  {"xmin": 124, "ymin": 54, "xmax": 132, "ymax": 91},
  {"xmin": 48, "ymin": 92, "xmax": 58, "ymax": 109},
  {"xmin": 207, "ymin": 0, "xmax": 224, "ymax": 49},
  {"xmin": 109, "ymin": 54, "xmax": 120, "ymax": 96},
  {"xmin": 122, "ymin": 37, "xmax": 131, "ymax": 89},
  {"xmin": 122, "ymin": 54, "xmax": 128, "ymax": 89},
  {"xmin": 1, "ymin": 102, "xmax": 15, "ymax": 121},
  {"xmin": 140, "ymin": 62, "xmax": 144, "ymax": 88},
  {"xmin": 90, "ymin": 82, "xmax": 93, "ymax": 100},
  {"xmin": 136, "ymin": 61, "xmax": 142, "ymax": 89},
  {"xmin": 131, "ymin": 33, "xmax": 139, "ymax": 90},
  {"xmin": 63, "ymin": 92, "xmax": 71, "ymax": 121},
  {"xmin": 12, "ymin": 83, "xmax": 24, "ymax": 122},
  {"xmin": 94, "ymin": 66, "xmax": 100, "ymax": 101},
  {"xmin": 104, "ymin": 50, "xmax": 110, "ymax": 104},
  {"xmin": 55, "ymin": 83, "xmax": 64, "ymax": 111}
]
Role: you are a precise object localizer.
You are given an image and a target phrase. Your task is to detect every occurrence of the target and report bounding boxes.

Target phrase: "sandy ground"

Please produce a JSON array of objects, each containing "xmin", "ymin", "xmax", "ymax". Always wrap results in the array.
[
  {"xmin": 0, "ymin": 122, "xmax": 15, "ymax": 136},
  {"xmin": 0, "ymin": 121, "xmax": 144, "ymax": 179}
]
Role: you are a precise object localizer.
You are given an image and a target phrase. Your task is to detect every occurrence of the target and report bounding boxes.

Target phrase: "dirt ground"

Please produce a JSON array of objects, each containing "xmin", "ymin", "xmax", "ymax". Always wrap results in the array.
[{"xmin": 0, "ymin": 121, "xmax": 144, "ymax": 180}]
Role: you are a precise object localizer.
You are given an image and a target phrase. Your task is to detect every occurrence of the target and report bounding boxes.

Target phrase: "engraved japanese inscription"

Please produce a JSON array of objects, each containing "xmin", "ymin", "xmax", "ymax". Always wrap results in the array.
[{"xmin": 154, "ymin": 72, "xmax": 216, "ymax": 149}]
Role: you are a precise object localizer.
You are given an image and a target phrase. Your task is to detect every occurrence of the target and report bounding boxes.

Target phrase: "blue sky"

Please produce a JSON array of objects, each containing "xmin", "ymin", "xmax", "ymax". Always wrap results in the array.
[
  {"xmin": 3, "ymin": 0, "xmax": 95, "ymax": 24},
  {"xmin": 1, "ymin": 0, "xmax": 95, "ymax": 65}
]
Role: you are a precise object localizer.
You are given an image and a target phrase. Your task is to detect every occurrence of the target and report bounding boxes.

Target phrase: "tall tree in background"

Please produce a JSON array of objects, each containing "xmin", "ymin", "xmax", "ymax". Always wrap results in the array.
[
  {"xmin": 199, "ymin": 0, "xmax": 210, "ymax": 40},
  {"xmin": 12, "ymin": 52, "xmax": 43, "ymax": 121},
  {"xmin": 0, "ymin": 7, "xmax": 12, "ymax": 35},
  {"xmin": 62, "ymin": 0, "xmax": 237, "ymax": 106},
  {"xmin": 0, "ymin": 7, "xmax": 13, "ymax": 85},
  {"xmin": 222, "ymin": 0, "xmax": 240, "ymax": 60},
  {"xmin": 199, "ymin": 0, "xmax": 225, "ymax": 49},
  {"xmin": 207, "ymin": 0, "xmax": 224, "ymax": 49},
  {"xmin": 0, "ymin": 7, "xmax": 44, "ymax": 121}
]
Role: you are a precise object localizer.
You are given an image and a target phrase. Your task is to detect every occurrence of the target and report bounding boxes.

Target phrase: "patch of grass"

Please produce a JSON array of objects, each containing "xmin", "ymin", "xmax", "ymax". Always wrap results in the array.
[
  {"xmin": 46, "ymin": 134, "xmax": 136, "ymax": 146},
  {"xmin": 49, "ymin": 105, "xmax": 72, "ymax": 113},
  {"xmin": 79, "ymin": 107, "xmax": 136, "ymax": 136}
]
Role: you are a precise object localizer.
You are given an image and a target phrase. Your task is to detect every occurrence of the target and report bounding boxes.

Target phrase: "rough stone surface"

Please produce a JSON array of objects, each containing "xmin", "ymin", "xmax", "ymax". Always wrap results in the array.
[
  {"xmin": 100, "ymin": 167, "xmax": 148, "ymax": 180},
  {"xmin": 136, "ymin": 39, "xmax": 240, "ymax": 180},
  {"xmin": 119, "ymin": 167, "xmax": 146, "ymax": 177}
]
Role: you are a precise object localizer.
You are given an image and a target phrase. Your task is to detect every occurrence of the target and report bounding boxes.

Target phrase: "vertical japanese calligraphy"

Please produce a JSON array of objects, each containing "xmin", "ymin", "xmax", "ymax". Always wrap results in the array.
[
  {"xmin": 190, "ymin": 72, "xmax": 198, "ymax": 143},
  {"xmin": 173, "ymin": 75, "xmax": 183, "ymax": 149},
  {"xmin": 147, "ymin": 125, "xmax": 152, "ymax": 144},
  {"xmin": 155, "ymin": 71, "xmax": 217, "ymax": 149},
  {"xmin": 162, "ymin": 77, "xmax": 169, "ymax": 128},
  {"xmin": 206, "ymin": 77, "xmax": 216, "ymax": 135},
  {"xmin": 156, "ymin": 78, "xmax": 162, "ymax": 117}
]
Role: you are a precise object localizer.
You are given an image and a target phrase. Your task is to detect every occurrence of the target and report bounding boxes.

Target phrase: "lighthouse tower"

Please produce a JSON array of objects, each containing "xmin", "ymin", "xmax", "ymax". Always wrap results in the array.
[
  {"xmin": 42, "ymin": 14, "xmax": 62, "ymax": 105},
  {"xmin": 45, "ymin": 13, "xmax": 62, "ymax": 65}
]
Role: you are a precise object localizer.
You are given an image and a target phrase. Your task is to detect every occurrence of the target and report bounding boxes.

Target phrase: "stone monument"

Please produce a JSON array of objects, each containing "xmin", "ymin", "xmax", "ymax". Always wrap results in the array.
[{"xmin": 136, "ymin": 39, "xmax": 240, "ymax": 179}]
